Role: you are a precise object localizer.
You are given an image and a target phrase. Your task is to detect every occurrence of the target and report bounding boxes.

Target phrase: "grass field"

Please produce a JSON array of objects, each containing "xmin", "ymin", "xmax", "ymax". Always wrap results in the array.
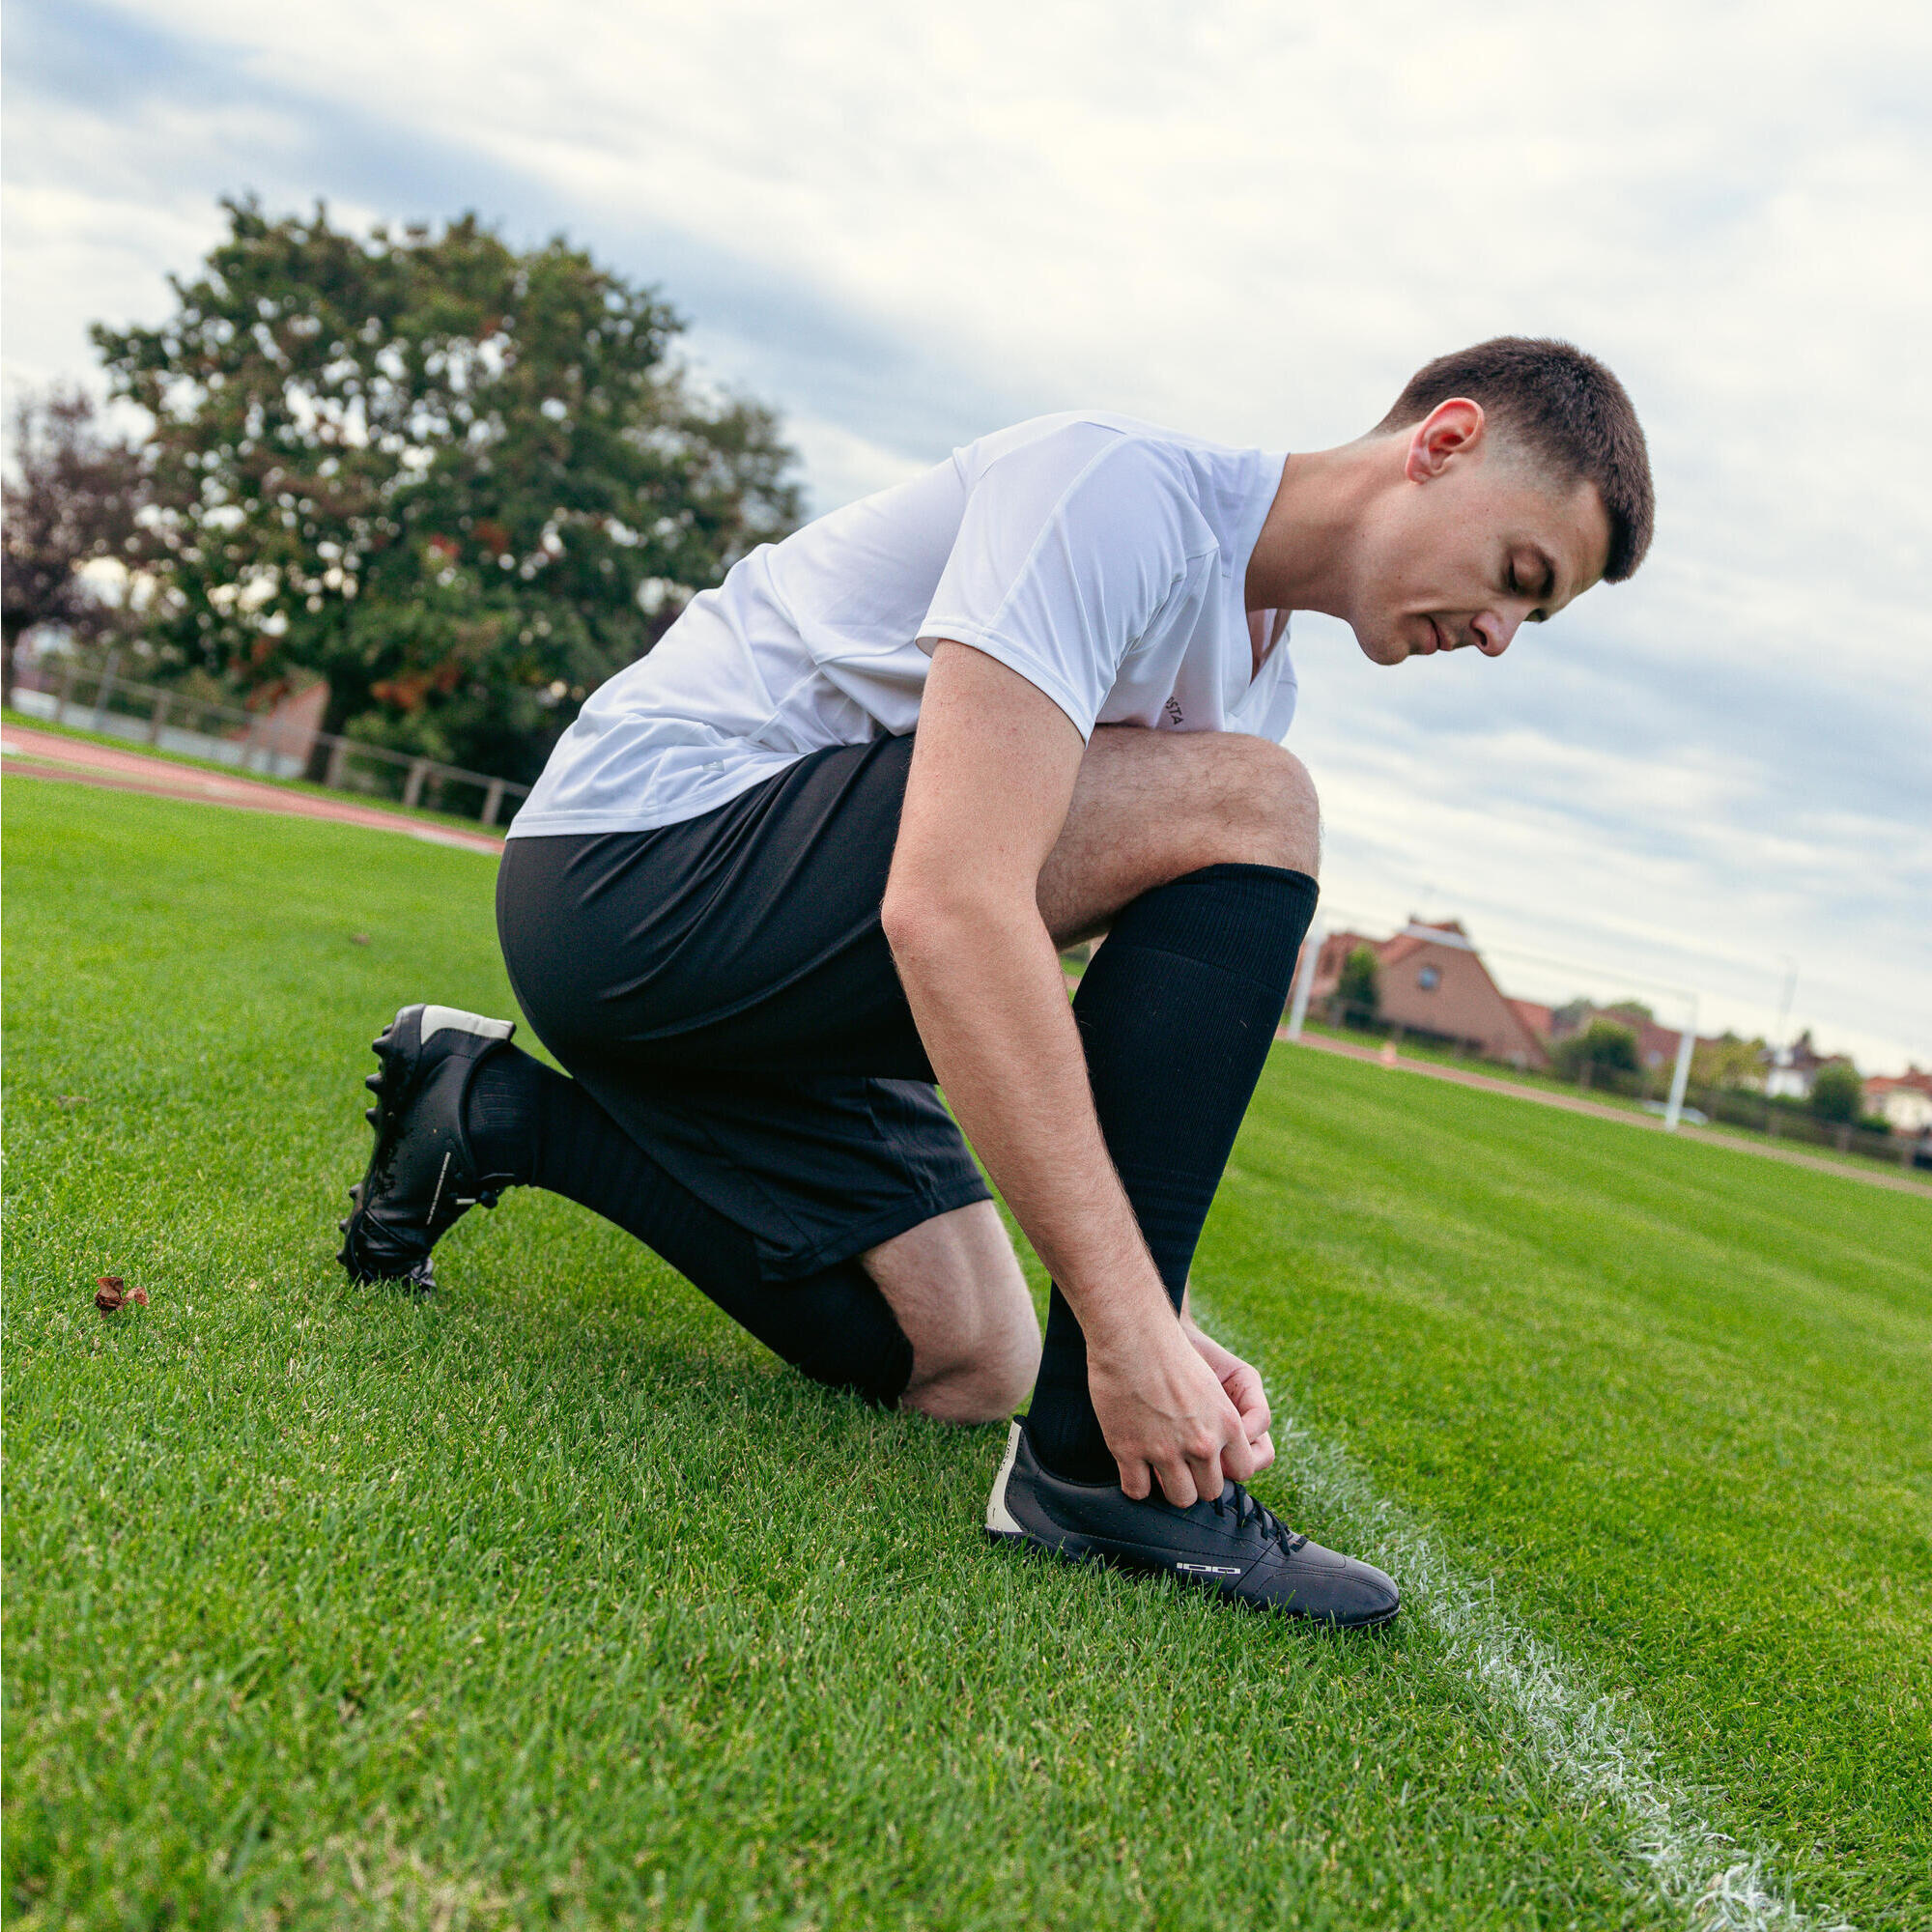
[
  {"xmin": 6, "ymin": 778, "xmax": 1928, "ymax": 1931},
  {"xmin": 1290, "ymin": 1019, "xmax": 1926, "ymax": 1190}
]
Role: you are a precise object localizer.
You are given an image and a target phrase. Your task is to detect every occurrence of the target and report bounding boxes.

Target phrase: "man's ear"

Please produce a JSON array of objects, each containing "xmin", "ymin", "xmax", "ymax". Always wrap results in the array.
[{"xmin": 1404, "ymin": 398, "xmax": 1487, "ymax": 483}]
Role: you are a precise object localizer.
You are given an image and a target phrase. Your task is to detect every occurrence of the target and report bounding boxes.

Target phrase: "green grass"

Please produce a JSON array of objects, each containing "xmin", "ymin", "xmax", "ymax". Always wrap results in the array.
[
  {"xmin": 6, "ymin": 780, "xmax": 1928, "ymax": 1930},
  {"xmin": 1299, "ymin": 1017, "xmax": 1925, "ymax": 1183}
]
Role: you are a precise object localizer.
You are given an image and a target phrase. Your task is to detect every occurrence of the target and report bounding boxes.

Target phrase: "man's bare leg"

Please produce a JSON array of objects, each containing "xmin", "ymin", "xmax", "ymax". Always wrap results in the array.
[
  {"xmin": 861, "ymin": 724, "xmax": 1319, "ymax": 1422},
  {"xmin": 1039, "ymin": 724, "xmax": 1321, "ymax": 942},
  {"xmin": 865, "ymin": 1204, "xmax": 1039, "ymax": 1423}
]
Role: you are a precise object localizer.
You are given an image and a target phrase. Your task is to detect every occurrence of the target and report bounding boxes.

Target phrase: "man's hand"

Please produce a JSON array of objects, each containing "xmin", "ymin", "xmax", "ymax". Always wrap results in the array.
[
  {"xmin": 1179, "ymin": 1312, "xmax": 1276, "ymax": 1478},
  {"xmin": 1088, "ymin": 1313, "xmax": 1264, "ymax": 1507}
]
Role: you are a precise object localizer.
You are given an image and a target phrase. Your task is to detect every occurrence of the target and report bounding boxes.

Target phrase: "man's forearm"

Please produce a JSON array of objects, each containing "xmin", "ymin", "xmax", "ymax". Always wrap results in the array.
[
  {"xmin": 885, "ymin": 895, "xmax": 1172, "ymax": 1350},
  {"xmin": 883, "ymin": 644, "xmax": 1261, "ymax": 1502}
]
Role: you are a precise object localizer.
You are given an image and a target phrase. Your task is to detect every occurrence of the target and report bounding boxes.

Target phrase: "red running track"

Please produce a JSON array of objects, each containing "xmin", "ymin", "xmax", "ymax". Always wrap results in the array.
[{"xmin": 2, "ymin": 723, "xmax": 505, "ymax": 856}]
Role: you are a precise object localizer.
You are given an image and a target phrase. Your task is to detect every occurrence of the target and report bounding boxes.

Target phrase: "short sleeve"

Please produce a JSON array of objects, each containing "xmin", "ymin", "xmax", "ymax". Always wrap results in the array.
[{"xmin": 916, "ymin": 429, "xmax": 1193, "ymax": 740}]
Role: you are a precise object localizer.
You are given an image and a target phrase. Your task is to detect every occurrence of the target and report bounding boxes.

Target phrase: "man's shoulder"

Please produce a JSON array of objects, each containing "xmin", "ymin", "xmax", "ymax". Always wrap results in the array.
[
  {"xmin": 957, "ymin": 413, "xmax": 1244, "ymax": 553},
  {"xmin": 959, "ymin": 411, "xmax": 1245, "ymax": 473}
]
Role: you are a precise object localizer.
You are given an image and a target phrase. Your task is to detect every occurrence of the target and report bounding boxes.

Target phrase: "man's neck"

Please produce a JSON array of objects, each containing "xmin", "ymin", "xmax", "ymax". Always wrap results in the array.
[{"xmin": 1243, "ymin": 440, "xmax": 1387, "ymax": 619}]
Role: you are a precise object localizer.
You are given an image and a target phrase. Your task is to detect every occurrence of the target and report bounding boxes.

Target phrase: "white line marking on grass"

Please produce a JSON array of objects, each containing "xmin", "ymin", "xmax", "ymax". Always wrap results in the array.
[{"xmin": 1256, "ymin": 1398, "xmax": 1854, "ymax": 1931}]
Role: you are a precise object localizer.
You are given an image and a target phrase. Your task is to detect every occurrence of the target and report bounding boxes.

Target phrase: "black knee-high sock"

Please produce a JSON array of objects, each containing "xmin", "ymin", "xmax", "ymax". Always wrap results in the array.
[
  {"xmin": 1024, "ymin": 863, "xmax": 1318, "ymax": 1483},
  {"xmin": 464, "ymin": 1049, "xmax": 915, "ymax": 1406}
]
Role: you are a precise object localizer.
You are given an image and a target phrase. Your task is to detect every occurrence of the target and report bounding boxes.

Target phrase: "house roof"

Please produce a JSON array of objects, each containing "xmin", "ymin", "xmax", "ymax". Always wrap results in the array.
[
  {"xmin": 1506, "ymin": 998, "xmax": 1554, "ymax": 1039},
  {"xmin": 1867, "ymin": 1066, "xmax": 1932, "ymax": 1097},
  {"xmin": 1766, "ymin": 1028, "xmax": 1843, "ymax": 1073},
  {"xmin": 1375, "ymin": 920, "xmax": 1468, "ymax": 973}
]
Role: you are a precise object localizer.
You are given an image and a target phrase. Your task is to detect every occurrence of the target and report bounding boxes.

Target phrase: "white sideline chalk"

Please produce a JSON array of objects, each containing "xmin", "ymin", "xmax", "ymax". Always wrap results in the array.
[{"xmin": 1205, "ymin": 1303, "xmax": 1856, "ymax": 1932}]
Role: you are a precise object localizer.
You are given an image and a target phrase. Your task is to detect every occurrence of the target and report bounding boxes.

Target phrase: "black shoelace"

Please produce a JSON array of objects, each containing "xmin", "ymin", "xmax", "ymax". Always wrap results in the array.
[{"xmin": 1213, "ymin": 1484, "xmax": 1308, "ymax": 1553}]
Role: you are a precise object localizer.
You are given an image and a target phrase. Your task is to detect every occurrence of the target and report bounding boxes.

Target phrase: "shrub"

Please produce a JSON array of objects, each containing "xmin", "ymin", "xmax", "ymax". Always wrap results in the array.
[
  {"xmin": 1552, "ymin": 1018, "xmax": 1639, "ymax": 1088},
  {"xmin": 1337, "ymin": 946, "xmax": 1380, "ymax": 1025},
  {"xmin": 1808, "ymin": 1063, "xmax": 1863, "ymax": 1124}
]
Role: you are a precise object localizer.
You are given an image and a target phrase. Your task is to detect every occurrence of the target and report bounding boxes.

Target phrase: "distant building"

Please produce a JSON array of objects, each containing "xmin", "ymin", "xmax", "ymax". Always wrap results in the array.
[
  {"xmin": 1505, "ymin": 998, "xmax": 1555, "ymax": 1044},
  {"xmin": 239, "ymin": 676, "xmax": 329, "ymax": 770},
  {"xmin": 1865, "ymin": 1066, "xmax": 1932, "ymax": 1134},
  {"xmin": 1307, "ymin": 921, "xmax": 1550, "ymax": 1070},
  {"xmin": 1762, "ymin": 1030, "xmax": 1842, "ymax": 1100}
]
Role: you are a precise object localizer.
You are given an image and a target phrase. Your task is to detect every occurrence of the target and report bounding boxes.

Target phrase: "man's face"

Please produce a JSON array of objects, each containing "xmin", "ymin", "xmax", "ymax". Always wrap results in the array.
[{"xmin": 1350, "ymin": 402, "xmax": 1613, "ymax": 667}]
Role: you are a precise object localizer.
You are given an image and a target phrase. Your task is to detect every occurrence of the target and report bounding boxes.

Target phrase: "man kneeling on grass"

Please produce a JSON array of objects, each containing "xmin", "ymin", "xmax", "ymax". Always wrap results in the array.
[{"xmin": 339, "ymin": 336, "xmax": 1653, "ymax": 1627}]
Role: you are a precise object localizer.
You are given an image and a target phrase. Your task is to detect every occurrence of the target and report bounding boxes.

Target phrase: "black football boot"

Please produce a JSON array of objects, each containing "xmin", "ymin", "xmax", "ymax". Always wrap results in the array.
[
  {"xmin": 336, "ymin": 1003, "xmax": 519, "ymax": 1295},
  {"xmin": 985, "ymin": 1421, "xmax": 1400, "ymax": 1627}
]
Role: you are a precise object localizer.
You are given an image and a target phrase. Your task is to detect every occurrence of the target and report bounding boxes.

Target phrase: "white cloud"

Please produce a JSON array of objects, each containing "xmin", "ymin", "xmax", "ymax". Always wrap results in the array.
[{"xmin": 5, "ymin": 0, "xmax": 1928, "ymax": 1069}]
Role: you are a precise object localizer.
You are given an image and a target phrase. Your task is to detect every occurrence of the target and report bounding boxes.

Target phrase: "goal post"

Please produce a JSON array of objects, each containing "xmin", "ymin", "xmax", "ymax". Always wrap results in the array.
[
  {"xmin": 1285, "ymin": 919, "xmax": 1324, "ymax": 1040},
  {"xmin": 1663, "ymin": 998, "xmax": 1698, "ymax": 1133}
]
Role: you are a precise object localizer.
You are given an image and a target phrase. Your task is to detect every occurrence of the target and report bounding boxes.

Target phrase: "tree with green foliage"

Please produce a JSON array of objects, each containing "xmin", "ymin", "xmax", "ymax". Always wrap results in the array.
[
  {"xmin": 1552, "ymin": 1017, "xmax": 1639, "ymax": 1090},
  {"xmin": 1807, "ymin": 1062, "xmax": 1863, "ymax": 1125},
  {"xmin": 93, "ymin": 198, "xmax": 802, "ymax": 781},
  {"xmin": 1337, "ymin": 944, "xmax": 1380, "ymax": 1026},
  {"xmin": 1692, "ymin": 1030, "xmax": 1769, "ymax": 1093}
]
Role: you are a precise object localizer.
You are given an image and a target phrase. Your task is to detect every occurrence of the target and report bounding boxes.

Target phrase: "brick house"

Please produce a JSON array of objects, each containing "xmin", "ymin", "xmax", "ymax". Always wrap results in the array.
[
  {"xmin": 1307, "ymin": 921, "xmax": 1550, "ymax": 1070},
  {"xmin": 1506, "ymin": 998, "xmax": 1555, "ymax": 1044}
]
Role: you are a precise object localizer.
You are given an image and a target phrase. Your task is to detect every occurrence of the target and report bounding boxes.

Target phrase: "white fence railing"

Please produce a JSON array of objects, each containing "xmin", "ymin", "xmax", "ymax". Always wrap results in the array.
[{"xmin": 9, "ymin": 656, "xmax": 531, "ymax": 828}]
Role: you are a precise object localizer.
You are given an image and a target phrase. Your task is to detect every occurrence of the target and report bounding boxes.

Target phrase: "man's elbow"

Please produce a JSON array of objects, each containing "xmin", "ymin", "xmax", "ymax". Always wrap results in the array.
[
  {"xmin": 880, "ymin": 873, "xmax": 1027, "ymax": 966},
  {"xmin": 879, "ymin": 879, "xmax": 956, "ymax": 965}
]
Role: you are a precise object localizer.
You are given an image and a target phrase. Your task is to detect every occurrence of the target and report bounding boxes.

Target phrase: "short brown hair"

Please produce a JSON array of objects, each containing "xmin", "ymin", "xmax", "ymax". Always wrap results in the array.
[{"xmin": 1377, "ymin": 337, "xmax": 1655, "ymax": 582}]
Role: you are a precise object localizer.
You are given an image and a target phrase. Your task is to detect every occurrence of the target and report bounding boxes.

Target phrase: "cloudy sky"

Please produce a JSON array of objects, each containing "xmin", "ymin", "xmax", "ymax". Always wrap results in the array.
[{"xmin": 6, "ymin": 0, "xmax": 1929, "ymax": 1073}]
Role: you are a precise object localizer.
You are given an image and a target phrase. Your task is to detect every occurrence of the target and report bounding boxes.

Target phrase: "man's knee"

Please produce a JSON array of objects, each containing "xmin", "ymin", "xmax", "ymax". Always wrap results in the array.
[
  {"xmin": 902, "ymin": 1282, "xmax": 1041, "ymax": 1426},
  {"xmin": 861, "ymin": 1203, "xmax": 1041, "ymax": 1425},
  {"xmin": 1197, "ymin": 734, "xmax": 1321, "ymax": 877}
]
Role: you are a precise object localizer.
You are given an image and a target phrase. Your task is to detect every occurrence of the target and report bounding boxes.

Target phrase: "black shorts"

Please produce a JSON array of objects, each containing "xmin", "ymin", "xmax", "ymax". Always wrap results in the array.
[{"xmin": 496, "ymin": 734, "xmax": 991, "ymax": 1281}]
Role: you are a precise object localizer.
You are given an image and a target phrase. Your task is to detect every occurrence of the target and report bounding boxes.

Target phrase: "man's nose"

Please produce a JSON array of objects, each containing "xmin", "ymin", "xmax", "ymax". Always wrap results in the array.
[{"xmin": 1472, "ymin": 610, "xmax": 1521, "ymax": 657}]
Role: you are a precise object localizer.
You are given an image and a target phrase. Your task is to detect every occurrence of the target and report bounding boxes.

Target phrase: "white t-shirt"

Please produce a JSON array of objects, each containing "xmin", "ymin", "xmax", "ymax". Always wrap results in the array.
[{"xmin": 507, "ymin": 412, "xmax": 1295, "ymax": 838}]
